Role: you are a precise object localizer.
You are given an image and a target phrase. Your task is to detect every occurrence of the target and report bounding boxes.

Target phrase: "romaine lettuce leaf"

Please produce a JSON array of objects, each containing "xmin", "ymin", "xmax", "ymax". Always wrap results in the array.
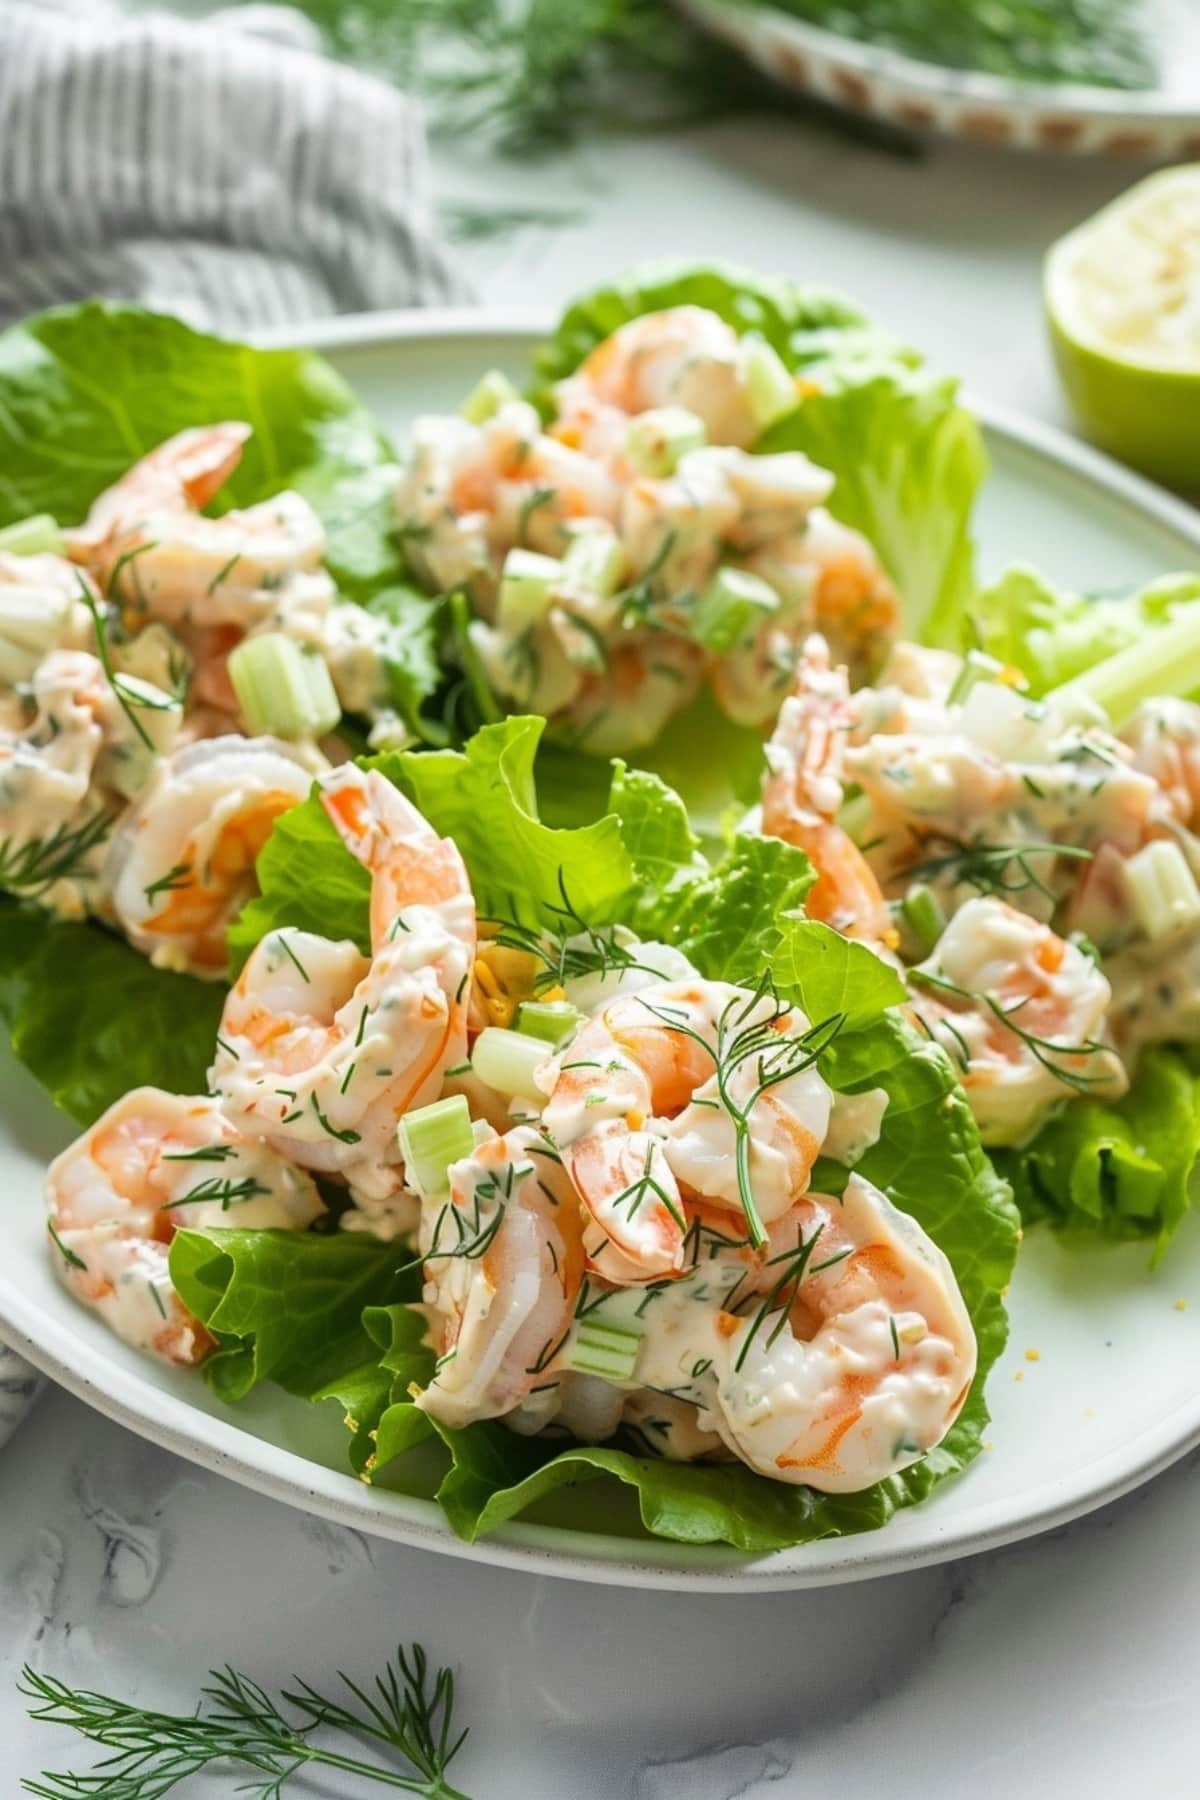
[
  {"xmin": 972, "ymin": 564, "xmax": 1200, "ymax": 698},
  {"xmin": 169, "ymin": 1226, "xmax": 419, "ymax": 1404},
  {"xmin": 0, "ymin": 899, "xmax": 223, "ymax": 1125},
  {"xmin": 533, "ymin": 260, "xmax": 987, "ymax": 647},
  {"xmin": 994, "ymin": 1044, "xmax": 1200, "ymax": 1260},
  {"xmin": 384, "ymin": 717, "xmax": 633, "ymax": 928},
  {"xmin": 631, "ymin": 832, "xmax": 815, "ymax": 983}
]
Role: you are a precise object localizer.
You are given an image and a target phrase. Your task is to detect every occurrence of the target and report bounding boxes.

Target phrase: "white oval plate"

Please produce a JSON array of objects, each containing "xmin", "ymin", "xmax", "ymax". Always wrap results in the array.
[
  {"xmin": 3, "ymin": 313, "xmax": 1200, "ymax": 1593},
  {"xmin": 679, "ymin": 0, "xmax": 1200, "ymax": 158}
]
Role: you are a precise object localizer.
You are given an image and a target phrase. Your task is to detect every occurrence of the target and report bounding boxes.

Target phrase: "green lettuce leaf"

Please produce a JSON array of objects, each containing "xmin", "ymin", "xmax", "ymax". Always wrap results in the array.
[
  {"xmin": 994, "ymin": 1044, "xmax": 1200, "ymax": 1260},
  {"xmin": 384, "ymin": 717, "xmax": 633, "ymax": 927},
  {"xmin": 972, "ymin": 564, "xmax": 1200, "ymax": 698},
  {"xmin": 632, "ymin": 832, "xmax": 815, "ymax": 982},
  {"xmin": 0, "ymin": 900, "xmax": 222, "ymax": 1125},
  {"xmin": 169, "ymin": 1227, "xmax": 419, "ymax": 1404},
  {"xmin": 771, "ymin": 919, "xmax": 908, "ymax": 1030},
  {"xmin": 533, "ymin": 259, "xmax": 987, "ymax": 646}
]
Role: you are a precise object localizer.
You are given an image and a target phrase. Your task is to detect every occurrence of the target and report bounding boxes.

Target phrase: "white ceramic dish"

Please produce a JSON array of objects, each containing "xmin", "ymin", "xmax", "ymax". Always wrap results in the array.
[
  {"xmin": 2, "ymin": 312, "xmax": 1200, "ymax": 1593},
  {"xmin": 679, "ymin": 0, "xmax": 1200, "ymax": 158}
]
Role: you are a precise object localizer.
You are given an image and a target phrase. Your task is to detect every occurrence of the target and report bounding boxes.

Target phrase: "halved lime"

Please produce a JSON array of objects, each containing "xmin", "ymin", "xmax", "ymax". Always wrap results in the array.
[{"xmin": 1045, "ymin": 165, "xmax": 1200, "ymax": 488}]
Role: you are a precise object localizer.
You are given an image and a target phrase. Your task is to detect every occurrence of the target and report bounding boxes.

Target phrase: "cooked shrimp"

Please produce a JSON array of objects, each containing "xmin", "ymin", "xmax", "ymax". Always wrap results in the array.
[
  {"xmin": 45, "ymin": 1088, "xmax": 323, "ymax": 1364},
  {"xmin": 555, "ymin": 306, "xmax": 774, "ymax": 450},
  {"xmin": 705, "ymin": 1174, "xmax": 976, "ymax": 1493},
  {"xmin": 212, "ymin": 766, "xmax": 475, "ymax": 1179},
  {"xmin": 911, "ymin": 897, "xmax": 1127, "ymax": 1147},
  {"xmin": 539, "ymin": 979, "xmax": 832, "ymax": 1281},
  {"xmin": 105, "ymin": 736, "xmax": 319, "ymax": 976},
  {"xmin": 801, "ymin": 509, "xmax": 900, "ymax": 683},
  {"xmin": 66, "ymin": 424, "xmax": 329, "ymax": 628},
  {"xmin": 762, "ymin": 636, "xmax": 894, "ymax": 945},
  {"xmin": 413, "ymin": 1126, "xmax": 585, "ymax": 1428}
]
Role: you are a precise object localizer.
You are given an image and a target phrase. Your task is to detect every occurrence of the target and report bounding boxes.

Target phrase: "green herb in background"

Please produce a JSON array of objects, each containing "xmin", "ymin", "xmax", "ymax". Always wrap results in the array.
[
  {"xmin": 287, "ymin": 0, "xmax": 922, "ymax": 157},
  {"xmin": 766, "ymin": 0, "xmax": 1156, "ymax": 88},
  {"xmin": 19, "ymin": 1645, "xmax": 472, "ymax": 1799}
]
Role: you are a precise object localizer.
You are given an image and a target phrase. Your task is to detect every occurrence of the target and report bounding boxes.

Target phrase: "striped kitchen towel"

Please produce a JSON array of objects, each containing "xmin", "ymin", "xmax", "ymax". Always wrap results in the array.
[{"xmin": 0, "ymin": 0, "xmax": 467, "ymax": 332}]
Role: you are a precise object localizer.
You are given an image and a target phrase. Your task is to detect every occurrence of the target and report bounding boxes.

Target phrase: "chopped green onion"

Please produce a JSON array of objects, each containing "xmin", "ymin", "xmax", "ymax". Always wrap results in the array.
[
  {"xmin": 497, "ymin": 547, "xmax": 563, "ymax": 635},
  {"xmin": 515, "ymin": 1000, "xmax": 584, "ymax": 1045},
  {"xmin": 227, "ymin": 632, "xmax": 340, "ymax": 740},
  {"xmin": 900, "ymin": 883, "xmax": 946, "ymax": 955},
  {"xmin": 624, "ymin": 406, "xmax": 706, "ymax": 477},
  {"xmin": 692, "ymin": 566, "xmax": 779, "ymax": 654},
  {"xmin": 946, "ymin": 649, "xmax": 1009, "ymax": 707},
  {"xmin": 471, "ymin": 1025, "xmax": 548, "ymax": 1102},
  {"xmin": 460, "ymin": 369, "xmax": 521, "ymax": 424},
  {"xmin": 1124, "ymin": 840, "xmax": 1200, "ymax": 940},
  {"xmin": 398, "ymin": 1094, "xmax": 474, "ymax": 1198},
  {"xmin": 562, "ymin": 523, "xmax": 624, "ymax": 598},
  {"xmin": 1048, "ymin": 607, "xmax": 1200, "ymax": 727},
  {"xmin": 566, "ymin": 1318, "xmax": 643, "ymax": 1382},
  {"xmin": 737, "ymin": 336, "xmax": 798, "ymax": 435},
  {"xmin": 0, "ymin": 513, "xmax": 64, "ymax": 557}
]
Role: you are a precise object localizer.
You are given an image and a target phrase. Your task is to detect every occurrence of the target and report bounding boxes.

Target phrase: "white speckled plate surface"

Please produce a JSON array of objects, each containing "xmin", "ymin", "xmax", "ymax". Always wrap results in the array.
[
  {"xmin": 2, "ymin": 313, "xmax": 1200, "ymax": 1591},
  {"xmin": 680, "ymin": 0, "xmax": 1200, "ymax": 157}
]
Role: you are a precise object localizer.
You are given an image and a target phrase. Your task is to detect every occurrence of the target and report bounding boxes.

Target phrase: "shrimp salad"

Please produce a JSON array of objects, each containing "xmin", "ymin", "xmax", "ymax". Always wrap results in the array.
[
  {"xmin": 2, "ymin": 264, "xmax": 1196, "ymax": 1550},
  {"xmin": 38, "ymin": 742, "xmax": 999, "ymax": 1528}
]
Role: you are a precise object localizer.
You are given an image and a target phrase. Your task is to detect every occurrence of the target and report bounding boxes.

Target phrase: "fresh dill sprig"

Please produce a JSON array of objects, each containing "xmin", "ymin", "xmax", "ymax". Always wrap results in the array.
[
  {"xmin": 636, "ymin": 978, "xmax": 846, "ymax": 1247},
  {"xmin": 161, "ymin": 1174, "xmax": 270, "ymax": 1212},
  {"xmin": 0, "ymin": 811, "xmax": 111, "ymax": 895},
  {"xmin": 910, "ymin": 966, "xmax": 1114, "ymax": 1094},
  {"xmin": 907, "ymin": 835, "xmax": 1092, "ymax": 905},
  {"xmin": 19, "ymin": 1642, "xmax": 472, "ymax": 1799},
  {"xmin": 489, "ymin": 870, "xmax": 663, "ymax": 996}
]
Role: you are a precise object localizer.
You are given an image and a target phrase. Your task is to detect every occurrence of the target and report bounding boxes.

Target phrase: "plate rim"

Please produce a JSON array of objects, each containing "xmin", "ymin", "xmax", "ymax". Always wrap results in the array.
[{"xmin": 4, "ymin": 309, "xmax": 1200, "ymax": 1593}]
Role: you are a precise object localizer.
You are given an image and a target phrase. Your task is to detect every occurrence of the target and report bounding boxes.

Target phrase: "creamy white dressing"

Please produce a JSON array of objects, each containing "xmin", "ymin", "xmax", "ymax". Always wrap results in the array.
[{"xmin": 824, "ymin": 1087, "xmax": 889, "ymax": 1167}]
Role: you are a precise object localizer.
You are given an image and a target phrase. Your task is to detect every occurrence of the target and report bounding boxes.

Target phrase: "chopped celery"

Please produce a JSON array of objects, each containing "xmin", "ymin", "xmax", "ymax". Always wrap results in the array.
[
  {"xmin": 901, "ymin": 883, "xmax": 946, "ymax": 955},
  {"xmin": 0, "ymin": 584, "xmax": 73, "ymax": 684},
  {"xmin": 460, "ymin": 369, "xmax": 520, "ymax": 424},
  {"xmin": 0, "ymin": 513, "xmax": 64, "ymax": 557},
  {"xmin": 738, "ymin": 336, "xmax": 798, "ymax": 435},
  {"xmin": 227, "ymin": 633, "xmax": 341, "ymax": 739},
  {"xmin": 624, "ymin": 406, "xmax": 706, "ymax": 477},
  {"xmin": 398, "ymin": 1094, "xmax": 474, "ymax": 1197},
  {"xmin": 1124, "ymin": 841, "xmax": 1200, "ymax": 940},
  {"xmin": 1048, "ymin": 607, "xmax": 1200, "ymax": 726},
  {"xmin": 562, "ymin": 524, "xmax": 624, "ymax": 598},
  {"xmin": 497, "ymin": 548, "xmax": 563, "ymax": 636},
  {"xmin": 566, "ymin": 1318, "xmax": 643, "ymax": 1382},
  {"xmin": 946, "ymin": 649, "xmax": 1008, "ymax": 707},
  {"xmin": 471, "ymin": 1025, "xmax": 548, "ymax": 1102},
  {"xmin": 692, "ymin": 566, "xmax": 779, "ymax": 654},
  {"xmin": 515, "ymin": 1000, "xmax": 583, "ymax": 1045}
]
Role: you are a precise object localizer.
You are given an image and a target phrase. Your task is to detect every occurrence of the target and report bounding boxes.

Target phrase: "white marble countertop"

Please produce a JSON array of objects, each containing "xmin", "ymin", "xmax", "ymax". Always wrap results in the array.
[{"xmin": 4, "ymin": 84, "xmax": 1199, "ymax": 1797}]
